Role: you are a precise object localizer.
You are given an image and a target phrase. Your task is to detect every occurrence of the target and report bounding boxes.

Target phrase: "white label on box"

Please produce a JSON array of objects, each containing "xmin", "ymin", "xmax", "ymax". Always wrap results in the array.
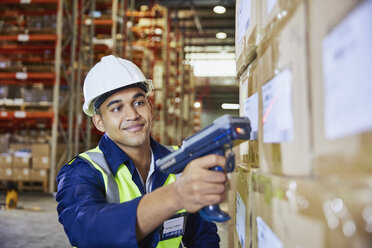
[
  {"xmin": 237, "ymin": 0, "xmax": 251, "ymax": 43},
  {"xmin": 15, "ymin": 72, "xmax": 28, "ymax": 80},
  {"xmin": 6, "ymin": 169, "xmax": 12, "ymax": 176},
  {"xmin": 256, "ymin": 216, "xmax": 284, "ymax": 248},
  {"xmin": 14, "ymin": 111, "xmax": 26, "ymax": 118},
  {"xmin": 262, "ymin": 69, "xmax": 294, "ymax": 143},
  {"xmin": 20, "ymin": 0, "xmax": 32, "ymax": 3},
  {"xmin": 1, "ymin": 112, "xmax": 8, "ymax": 117},
  {"xmin": 236, "ymin": 192, "xmax": 246, "ymax": 247},
  {"xmin": 40, "ymin": 170, "xmax": 46, "ymax": 176},
  {"xmin": 22, "ymin": 157, "xmax": 28, "ymax": 163},
  {"xmin": 6, "ymin": 156, "xmax": 11, "ymax": 163},
  {"xmin": 17, "ymin": 34, "xmax": 30, "ymax": 42},
  {"xmin": 23, "ymin": 168, "xmax": 29, "ymax": 175},
  {"xmin": 42, "ymin": 157, "xmax": 49, "ymax": 164},
  {"xmin": 322, "ymin": 0, "xmax": 372, "ymax": 139},
  {"xmin": 244, "ymin": 92, "xmax": 259, "ymax": 140},
  {"xmin": 267, "ymin": 0, "xmax": 277, "ymax": 14}
]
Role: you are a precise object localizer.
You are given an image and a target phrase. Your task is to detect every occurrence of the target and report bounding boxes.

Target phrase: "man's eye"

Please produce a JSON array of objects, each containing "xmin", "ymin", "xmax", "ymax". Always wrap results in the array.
[
  {"xmin": 134, "ymin": 101, "xmax": 144, "ymax": 107},
  {"xmin": 112, "ymin": 106, "xmax": 122, "ymax": 112}
]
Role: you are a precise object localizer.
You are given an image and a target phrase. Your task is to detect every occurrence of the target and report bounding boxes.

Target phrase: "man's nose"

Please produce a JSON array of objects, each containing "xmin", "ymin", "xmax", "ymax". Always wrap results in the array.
[{"xmin": 124, "ymin": 106, "xmax": 139, "ymax": 120}]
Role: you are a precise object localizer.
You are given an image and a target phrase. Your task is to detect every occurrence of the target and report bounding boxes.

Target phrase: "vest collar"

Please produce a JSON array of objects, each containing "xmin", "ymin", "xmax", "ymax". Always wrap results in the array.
[
  {"xmin": 98, "ymin": 133, "xmax": 133, "ymax": 176},
  {"xmin": 98, "ymin": 133, "xmax": 173, "ymax": 189}
]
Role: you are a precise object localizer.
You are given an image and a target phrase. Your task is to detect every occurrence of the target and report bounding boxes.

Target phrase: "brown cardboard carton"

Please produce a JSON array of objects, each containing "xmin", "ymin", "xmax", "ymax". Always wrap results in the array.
[
  {"xmin": 239, "ymin": 66, "xmax": 250, "ymax": 165},
  {"xmin": 32, "ymin": 156, "xmax": 50, "ymax": 169},
  {"xmin": 235, "ymin": 0, "xmax": 260, "ymax": 76},
  {"xmin": 309, "ymin": 0, "xmax": 372, "ymax": 175},
  {"xmin": 0, "ymin": 167, "xmax": 13, "ymax": 180},
  {"xmin": 10, "ymin": 143, "xmax": 30, "ymax": 153},
  {"xmin": 13, "ymin": 153, "xmax": 31, "ymax": 168},
  {"xmin": 251, "ymin": 171, "xmax": 372, "ymax": 248},
  {"xmin": 233, "ymin": 166, "xmax": 257, "ymax": 248},
  {"xmin": 31, "ymin": 144, "xmax": 50, "ymax": 156},
  {"xmin": 257, "ymin": 2, "xmax": 312, "ymax": 176},
  {"xmin": 0, "ymin": 153, "xmax": 13, "ymax": 167},
  {"xmin": 260, "ymin": 0, "xmax": 302, "ymax": 41},
  {"xmin": 30, "ymin": 168, "xmax": 48, "ymax": 182},
  {"xmin": 239, "ymin": 60, "xmax": 260, "ymax": 168},
  {"xmin": 13, "ymin": 168, "xmax": 30, "ymax": 181},
  {"xmin": 227, "ymin": 169, "xmax": 237, "ymax": 248}
]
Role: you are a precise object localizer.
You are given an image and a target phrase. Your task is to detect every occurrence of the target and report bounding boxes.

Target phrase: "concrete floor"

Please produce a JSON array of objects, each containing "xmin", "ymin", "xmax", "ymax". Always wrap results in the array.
[
  {"xmin": 0, "ymin": 192, "xmax": 70, "ymax": 248},
  {"xmin": 0, "ymin": 192, "xmax": 229, "ymax": 248}
]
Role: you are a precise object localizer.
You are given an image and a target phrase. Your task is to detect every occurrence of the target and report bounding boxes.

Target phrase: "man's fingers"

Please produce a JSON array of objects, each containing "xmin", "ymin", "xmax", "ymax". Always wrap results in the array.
[
  {"xmin": 191, "ymin": 182, "xmax": 226, "ymax": 195},
  {"xmin": 196, "ymin": 169, "xmax": 227, "ymax": 183},
  {"xmin": 189, "ymin": 154, "xmax": 227, "ymax": 170}
]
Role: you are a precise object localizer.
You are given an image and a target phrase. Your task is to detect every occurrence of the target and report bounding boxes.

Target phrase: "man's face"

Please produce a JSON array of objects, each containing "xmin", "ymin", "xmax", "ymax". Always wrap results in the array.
[{"xmin": 93, "ymin": 87, "xmax": 153, "ymax": 149}]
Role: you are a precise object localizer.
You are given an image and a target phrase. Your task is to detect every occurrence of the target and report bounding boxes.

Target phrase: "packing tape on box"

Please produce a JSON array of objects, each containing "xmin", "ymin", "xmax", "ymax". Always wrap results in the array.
[{"xmin": 251, "ymin": 171, "xmax": 372, "ymax": 247}]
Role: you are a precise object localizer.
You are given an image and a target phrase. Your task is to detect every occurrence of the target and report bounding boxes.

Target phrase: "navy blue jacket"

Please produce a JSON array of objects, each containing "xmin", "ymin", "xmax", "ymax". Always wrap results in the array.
[{"xmin": 56, "ymin": 133, "xmax": 220, "ymax": 248}]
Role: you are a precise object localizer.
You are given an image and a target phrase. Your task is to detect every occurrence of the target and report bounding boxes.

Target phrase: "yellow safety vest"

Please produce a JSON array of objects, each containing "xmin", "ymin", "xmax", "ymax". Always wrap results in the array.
[{"xmin": 77, "ymin": 146, "xmax": 185, "ymax": 248}]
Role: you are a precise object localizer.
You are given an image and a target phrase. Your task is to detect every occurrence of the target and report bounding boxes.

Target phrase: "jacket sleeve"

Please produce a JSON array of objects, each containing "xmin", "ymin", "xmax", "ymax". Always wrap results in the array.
[
  {"xmin": 182, "ymin": 212, "xmax": 220, "ymax": 248},
  {"xmin": 56, "ymin": 157, "xmax": 141, "ymax": 248}
]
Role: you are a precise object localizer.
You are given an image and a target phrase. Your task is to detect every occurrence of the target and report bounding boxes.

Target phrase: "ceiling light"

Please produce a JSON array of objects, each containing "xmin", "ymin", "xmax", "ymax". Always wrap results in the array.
[
  {"xmin": 216, "ymin": 32, "xmax": 227, "ymax": 39},
  {"xmin": 194, "ymin": 102, "xmax": 201, "ymax": 108},
  {"xmin": 221, "ymin": 103, "xmax": 239, "ymax": 110},
  {"xmin": 213, "ymin": 5, "xmax": 226, "ymax": 14}
]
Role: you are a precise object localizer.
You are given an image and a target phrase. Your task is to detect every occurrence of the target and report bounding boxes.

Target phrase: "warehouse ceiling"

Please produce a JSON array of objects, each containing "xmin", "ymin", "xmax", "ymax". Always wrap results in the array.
[
  {"xmin": 136, "ymin": 0, "xmax": 235, "ymax": 49},
  {"xmin": 135, "ymin": 0, "xmax": 238, "ymax": 111}
]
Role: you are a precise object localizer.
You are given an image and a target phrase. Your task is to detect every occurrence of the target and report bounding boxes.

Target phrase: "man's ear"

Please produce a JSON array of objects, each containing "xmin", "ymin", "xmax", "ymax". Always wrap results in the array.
[{"xmin": 92, "ymin": 114, "xmax": 106, "ymax": 133}]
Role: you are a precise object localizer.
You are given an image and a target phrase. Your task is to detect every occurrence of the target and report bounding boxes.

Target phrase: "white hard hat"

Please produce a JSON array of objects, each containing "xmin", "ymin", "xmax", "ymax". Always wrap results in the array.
[{"xmin": 82, "ymin": 55, "xmax": 153, "ymax": 116}]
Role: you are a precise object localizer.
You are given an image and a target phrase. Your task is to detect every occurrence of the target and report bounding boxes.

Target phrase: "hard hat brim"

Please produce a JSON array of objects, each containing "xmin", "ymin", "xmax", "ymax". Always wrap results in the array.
[{"xmin": 83, "ymin": 79, "xmax": 153, "ymax": 116}]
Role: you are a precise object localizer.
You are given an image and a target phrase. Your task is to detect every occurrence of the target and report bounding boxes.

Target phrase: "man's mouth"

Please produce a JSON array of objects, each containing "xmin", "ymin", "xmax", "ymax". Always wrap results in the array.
[{"xmin": 123, "ymin": 123, "xmax": 145, "ymax": 132}]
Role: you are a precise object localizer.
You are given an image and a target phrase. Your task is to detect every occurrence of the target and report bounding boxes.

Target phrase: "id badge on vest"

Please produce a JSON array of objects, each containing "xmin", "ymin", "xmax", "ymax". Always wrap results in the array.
[{"xmin": 159, "ymin": 212, "xmax": 187, "ymax": 241}]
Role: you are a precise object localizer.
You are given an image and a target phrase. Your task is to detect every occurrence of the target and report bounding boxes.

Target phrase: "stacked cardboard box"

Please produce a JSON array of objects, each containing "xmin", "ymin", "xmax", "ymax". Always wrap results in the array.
[
  {"xmin": 251, "ymin": 172, "xmax": 372, "ymax": 248},
  {"xmin": 31, "ymin": 144, "xmax": 50, "ymax": 182},
  {"xmin": 0, "ymin": 143, "xmax": 50, "ymax": 183},
  {"xmin": 308, "ymin": 0, "xmax": 372, "ymax": 175},
  {"xmin": 257, "ymin": 1, "xmax": 312, "ymax": 176},
  {"xmin": 0, "ymin": 153, "xmax": 13, "ymax": 180},
  {"xmin": 235, "ymin": 0, "xmax": 260, "ymax": 76},
  {"xmin": 233, "ymin": 0, "xmax": 372, "ymax": 247},
  {"xmin": 11, "ymin": 144, "xmax": 31, "ymax": 181}
]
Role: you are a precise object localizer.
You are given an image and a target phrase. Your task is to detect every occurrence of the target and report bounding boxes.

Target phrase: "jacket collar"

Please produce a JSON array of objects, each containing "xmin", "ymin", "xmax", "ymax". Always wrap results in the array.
[{"xmin": 98, "ymin": 133, "xmax": 174, "ymax": 191}]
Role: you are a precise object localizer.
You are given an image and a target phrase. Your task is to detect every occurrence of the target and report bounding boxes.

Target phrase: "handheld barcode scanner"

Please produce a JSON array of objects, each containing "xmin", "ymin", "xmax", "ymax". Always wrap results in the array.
[{"xmin": 157, "ymin": 115, "xmax": 251, "ymax": 222}]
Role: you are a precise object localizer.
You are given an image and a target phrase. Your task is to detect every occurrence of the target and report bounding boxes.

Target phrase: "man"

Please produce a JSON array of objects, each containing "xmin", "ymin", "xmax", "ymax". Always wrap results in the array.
[{"xmin": 56, "ymin": 55, "xmax": 228, "ymax": 248}]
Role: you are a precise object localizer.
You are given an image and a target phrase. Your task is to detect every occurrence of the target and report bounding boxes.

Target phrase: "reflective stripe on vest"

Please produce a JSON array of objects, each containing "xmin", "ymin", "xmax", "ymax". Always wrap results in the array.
[{"xmin": 78, "ymin": 145, "xmax": 185, "ymax": 248}]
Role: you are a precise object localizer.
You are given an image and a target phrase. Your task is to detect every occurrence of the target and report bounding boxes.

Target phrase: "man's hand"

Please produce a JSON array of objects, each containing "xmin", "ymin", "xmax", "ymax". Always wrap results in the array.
[
  {"xmin": 136, "ymin": 154, "xmax": 227, "ymax": 240},
  {"xmin": 173, "ymin": 154, "xmax": 227, "ymax": 213}
]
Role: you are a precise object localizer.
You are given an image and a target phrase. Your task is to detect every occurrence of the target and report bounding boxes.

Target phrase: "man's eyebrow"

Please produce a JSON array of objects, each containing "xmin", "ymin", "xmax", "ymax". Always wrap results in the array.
[
  {"xmin": 106, "ymin": 100, "xmax": 122, "ymax": 108},
  {"xmin": 106, "ymin": 93, "xmax": 145, "ymax": 108},
  {"xmin": 133, "ymin": 93, "xmax": 146, "ymax": 99}
]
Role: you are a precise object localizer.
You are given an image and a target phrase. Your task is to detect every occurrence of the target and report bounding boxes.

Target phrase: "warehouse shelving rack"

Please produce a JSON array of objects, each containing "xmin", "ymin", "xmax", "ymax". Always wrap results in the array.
[
  {"xmin": 0, "ymin": 0, "xmax": 90, "ymax": 193},
  {"xmin": 159, "ymin": 8, "xmax": 196, "ymax": 146},
  {"xmin": 0, "ymin": 0, "xmax": 199, "ymax": 192}
]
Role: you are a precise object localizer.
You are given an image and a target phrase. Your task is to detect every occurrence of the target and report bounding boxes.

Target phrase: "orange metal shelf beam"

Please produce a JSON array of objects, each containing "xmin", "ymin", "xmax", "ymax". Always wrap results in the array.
[
  {"xmin": 0, "ymin": 34, "xmax": 57, "ymax": 41},
  {"xmin": 0, "ymin": 72, "xmax": 55, "ymax": 80},
  {"xmin": 126, "ymin": 11, "xmax": 160, "ymax": 18},
  {"xmin": 0, "ymin": 56, "xmax": 54, "ymax": 63},
  {"xmin": 0, "ymin": 10, "xmax": 56, "ymax": 16},
  {"xmin": 0, "ymin": 44, "xmax": 55, "ymax": 49},
  {"xmin": 0, "ymin": 79, "xmax": 56, "ymax": 85},
  {"xmin": 1, "ymin": 0, "xmax": 58, "ymax": 3},
  {"xmin": 0, "ymin": 111, "xmax": 54, "ymax": 120},
  {"xmin": 93, "ymin": 19, "xmax": 113, "ymax": 25}
]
